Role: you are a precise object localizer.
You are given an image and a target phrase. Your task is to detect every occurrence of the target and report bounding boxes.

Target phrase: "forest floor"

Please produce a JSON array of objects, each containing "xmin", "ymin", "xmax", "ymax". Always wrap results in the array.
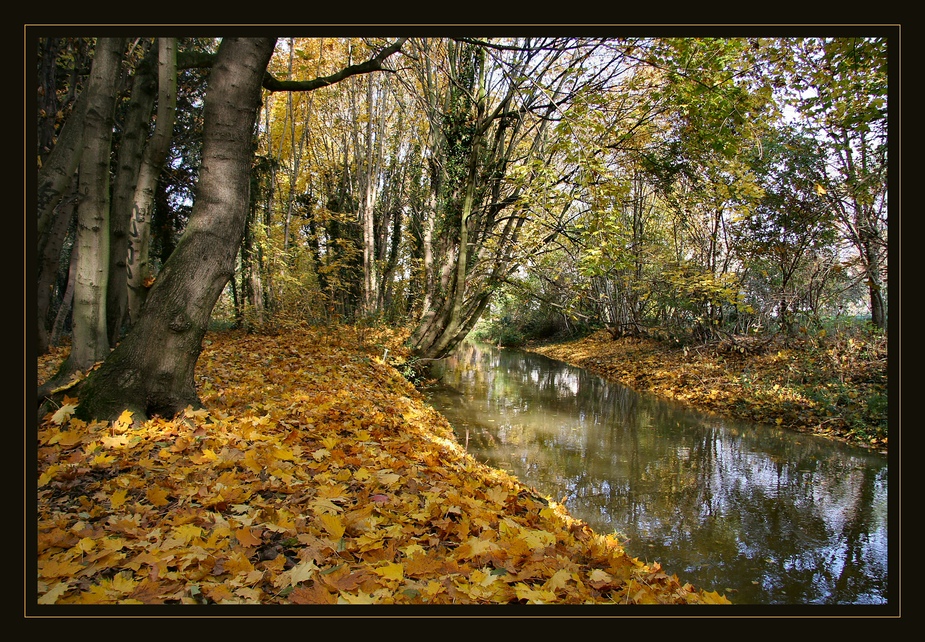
[
  {"xmin": 524, "ymin": 327, "xmax": 888, "ymax": 453},
  {"xmin": 35, "ymin": 323, "xmax": 730, "ymax": 608}
]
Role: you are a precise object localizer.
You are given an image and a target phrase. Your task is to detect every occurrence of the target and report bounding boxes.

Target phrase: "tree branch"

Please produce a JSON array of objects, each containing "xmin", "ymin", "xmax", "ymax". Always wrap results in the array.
[
  {"xmin": 262, "ymin": 37, "xmax": 407, "ymax": 92},
  {"xmin": 177, "ymin": 38, "xmax": 408, "ymax": 93}
]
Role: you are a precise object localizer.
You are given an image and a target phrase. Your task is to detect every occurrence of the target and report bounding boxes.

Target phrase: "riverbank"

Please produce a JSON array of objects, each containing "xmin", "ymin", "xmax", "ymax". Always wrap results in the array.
[
  {"xmin": 36, "ymin": 324, "xmax": 729, "ymax": 607},
  {"xmin": 524, "ymin": 328, "xmax": 888, "ymax": 452}
]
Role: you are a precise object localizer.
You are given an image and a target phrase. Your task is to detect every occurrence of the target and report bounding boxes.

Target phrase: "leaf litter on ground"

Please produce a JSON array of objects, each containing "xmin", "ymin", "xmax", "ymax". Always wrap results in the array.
[{"xmin": 36, "ymin": 323, "xmax": 730, "ymax": 606}]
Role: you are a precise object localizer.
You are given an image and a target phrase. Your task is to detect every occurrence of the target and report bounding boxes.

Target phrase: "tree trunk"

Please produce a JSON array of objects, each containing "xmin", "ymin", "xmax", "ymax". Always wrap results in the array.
[
  {"xmin": 37, "ymin": 185, "xmax": 77, "ymax": 355},
  {"xmin": 56, "ymin": 37, "xmax": 125, "ymax": 379},
  {"xmin": 860, "ymin": 218, "xmax": 886, "ymax": 330},
  {"xmin": 108, "ymin": 41, "xmax": 157, "ymax": 346},
  {"xmin": 37, "ymin": 84, "xmax": 88, "ymax": 240},
  {"xmin": 126, "ymin": 37, "xmax": 178, "ymax": 328},
  {"xmin": 74, "ymin": 37, "xmax": 277, "ymax": 422}
]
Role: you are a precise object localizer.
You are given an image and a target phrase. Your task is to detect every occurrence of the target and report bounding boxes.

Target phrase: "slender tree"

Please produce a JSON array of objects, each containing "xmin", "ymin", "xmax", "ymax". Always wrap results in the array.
[
  {"xmin": 107, "ymin": 39, "xmax": 157, "ymax": 346},
  {"xmin": 125, "ymin": 37, "xmax": 178, "ymax": 328},
  {"xmin": 788, "ymin": 37, "xmax": 888, "ymax": 330}
]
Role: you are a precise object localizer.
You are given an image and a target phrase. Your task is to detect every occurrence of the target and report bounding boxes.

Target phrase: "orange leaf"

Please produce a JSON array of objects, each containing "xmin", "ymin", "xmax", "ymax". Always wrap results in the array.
[
  {"xmin": 235, "ymin": 527, "xmax": 262, "ymax": 547},
  {"xmin": 290, "ymin": 583, "xmax": 337, "ymax": 605}
]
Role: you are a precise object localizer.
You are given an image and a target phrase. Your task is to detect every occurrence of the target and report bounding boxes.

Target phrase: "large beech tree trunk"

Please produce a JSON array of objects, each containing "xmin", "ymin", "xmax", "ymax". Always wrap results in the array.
[{"xmin": 75, "ymin": 37, "xmax": 277, "ymax": 422}]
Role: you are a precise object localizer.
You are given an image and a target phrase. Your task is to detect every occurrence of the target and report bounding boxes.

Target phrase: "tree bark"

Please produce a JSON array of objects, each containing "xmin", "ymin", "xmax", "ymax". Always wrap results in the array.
[
  {"xmin": 37, "ymin": 89, "xmax": 88, "ymax": 240},
  {"xmin": 74, "ymin": 37, "xmax": 277, "ymax": 422},
  {"xmin": 55, "ymin": 37, "xmax": 125, "ymax": 379},
  {"xmin": 108, "ymin": 41, "xmax": 157, "ymax": 346},
  {"xmin": 126, "ymin": 37, "xmax": 179, "ymax": 328},
  {"xmin": 37, "ymin": 185, "xmax": 77, "ymax": 355}
]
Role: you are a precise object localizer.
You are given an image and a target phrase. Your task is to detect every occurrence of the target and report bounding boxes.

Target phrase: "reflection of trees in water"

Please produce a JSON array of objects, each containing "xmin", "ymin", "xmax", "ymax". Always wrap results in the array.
[{"xmin": 430, "ymin": 342, "xmax": 888, "ymax": 604}]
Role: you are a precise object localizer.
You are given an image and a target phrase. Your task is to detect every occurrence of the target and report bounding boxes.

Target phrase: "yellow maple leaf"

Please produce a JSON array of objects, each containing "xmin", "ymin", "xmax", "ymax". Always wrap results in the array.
[
  {"xmin": 338, "ymin": 589, "xmax": 378, "ymax": 604},
  {"xmin": 76, "ymin": 584, "xmax": 112, "ymax": 604},
  {"xmin": 146, "ymin": 487, "xmax": 170, "ymax": 507},
  {"xmin": 311, "ymin": 497, "xmax": 344, "ymax": 515},
  {"xmin": 699, "ymin": 589, "xmax": 731, "ymax": 604},
  {"xmin": 423, "ymin": 580, "xmax": 445, "ymax": 599},
  {"xmin": 183, "ymin": 406, "xmax": 210, "ymax": 420},
  {"xmin": 39, "ymin": 559, "xmax": 85, "ymax": 578},
  {"xmin": 319, "ymin": 513, "xmax": 345, "ymax": 539},
  {"xmin": 588, "ymin": 568, "xmax": 613, "ymax": 585},
  {"xmin": 520, "ymin": 528, "xmax": 556, "ymax": 549},
  {"xmin": 632, "ymin": 586, "xmax": 660, "ymax": 604},
  {"xmin": 457, "ymin": 536, "xmax": 499, "ymax": 559},
  {"xmin": 113, "ymin": 409, "xmax": 134, "ymax": 430},
  {"xmin": 197, "ymin": 448, "xmax": 219, "ymax": 463},
  {"xmin": 224, "ymin": 551, "xmax": 255, "ymax": 576},
  {"xmin": 110, "ymin": 489, "xmax": 129, "ymax": 509},
  {"xmin": 514, "ymin": 583, "xmax": 557, "ymax": 604},
  {"xmin": 272, "ymin": 446, "xmax": 296, "ymax": 461},
  {"xmin": 175, "ymin": 523, "xmax": 203, "ymax": 544},
  {"xmin": 274, "ymin": 559, "xmax": 319, "ymax": 588},
  {"xmin": 91, "ymin": 453, "xmax": 116, "ymax": 466},
  {"xmin": 233, "ymin": 587, "xmax": 262, "ymax": 603},
  {"xmin": 38, "ymin": 465, "xmax": 61, "ymax": 487},
  {"xmin": 38, "ymin": 582, "xmax": 70, "ymax": 604},
  {"xmin": 400, "ymin": 543, "xmax": 426, "ymax": 558},
  {"xmin": 373, "ymin": 562, "xmax": 404, "ymax": 582},
  {"xmin": 485, "ymin": 486, "xmax": 508, "ymax": 505},
  {"xmin": 48, "ymin": 429, "xmax": 81, "ymax": 446},
  {"xmin": 242, "ymin": 449, "xmax": 263, "ymax": 473},
  {"xmin": 469, "ymin": 568, "xmax": 498, "ymax": 588},
  {"xmin": 101, "ymin": 434, "xmax": 130, "ymax": 449},
  {"xmin": 75, "ymin": 537, "xmax": 97, "ymax": 553},
  {"xmin": 544, "ymin": 568, "xmax": 573, "ymax": 592},
  {"xmin": 100, "ymin": 537, "xmax": 127, "ymax": 551},
  {"xmin": 110, "ymin": 571, "xmax": 138, "ymax": 593},
  {"xmin": 316, "ymin": 483, "xmax": 349, "ymax": 502}
]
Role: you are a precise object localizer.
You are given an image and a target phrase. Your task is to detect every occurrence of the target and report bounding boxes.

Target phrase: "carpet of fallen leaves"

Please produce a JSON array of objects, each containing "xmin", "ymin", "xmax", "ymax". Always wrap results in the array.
[
  {"xmin": 528, "ymin": 329, "xmax": 888, "ymax": 452},
  {"xmin": 35, "ymin": 323, "xmax": 730, "ymax": 607}
]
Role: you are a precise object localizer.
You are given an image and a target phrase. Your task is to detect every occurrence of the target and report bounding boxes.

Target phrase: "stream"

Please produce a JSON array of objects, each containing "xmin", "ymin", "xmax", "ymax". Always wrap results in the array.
[{"xmin": 424, "ymin": 340, "xmax": 890, "ymax": 606}]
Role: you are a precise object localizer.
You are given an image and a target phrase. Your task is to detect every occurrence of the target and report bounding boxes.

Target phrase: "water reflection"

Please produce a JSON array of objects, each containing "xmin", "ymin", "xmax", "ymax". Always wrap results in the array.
[{"xmin": 426, "ymin": 341, "xmax": 889, "ymax": 605}]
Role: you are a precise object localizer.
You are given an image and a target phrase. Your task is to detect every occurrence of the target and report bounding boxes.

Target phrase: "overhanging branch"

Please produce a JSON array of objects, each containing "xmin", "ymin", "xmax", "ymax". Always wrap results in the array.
[
  {"xmin": 177, "ymin": 37, "xmax": 408, "ymax": 93},
  {"xmin": 263, "ymin": 37, "xmax": 408, "ymax": 92}
]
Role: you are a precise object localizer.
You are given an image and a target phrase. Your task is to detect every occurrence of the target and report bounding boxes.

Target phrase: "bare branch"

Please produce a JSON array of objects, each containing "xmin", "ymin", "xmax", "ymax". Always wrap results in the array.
[
  {"xmin": 177, "ymin": 38, "xmax": 408, "ymax": 93},
  {"xmin": 262, "ymin": 38, "xmax": 408, "ymax": 92}
]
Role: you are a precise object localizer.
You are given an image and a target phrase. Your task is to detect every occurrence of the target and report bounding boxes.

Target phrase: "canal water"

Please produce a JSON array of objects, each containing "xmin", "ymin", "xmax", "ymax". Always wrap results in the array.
[{"xmin": 424, "ymin": 341, "xmax": 889, "ymax": 606}]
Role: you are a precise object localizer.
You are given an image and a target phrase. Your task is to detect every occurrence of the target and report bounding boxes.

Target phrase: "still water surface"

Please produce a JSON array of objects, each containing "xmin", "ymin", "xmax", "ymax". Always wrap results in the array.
[{"xmin": 425, "ymin": 341, "xmax": 889, "ymax": 605}]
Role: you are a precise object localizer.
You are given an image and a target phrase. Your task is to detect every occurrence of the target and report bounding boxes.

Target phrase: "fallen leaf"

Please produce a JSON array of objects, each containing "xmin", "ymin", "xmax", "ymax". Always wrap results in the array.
[
  {"xmin": 235, "ymin": 527, "xmax": 262, "ymax": 547},
  {"xmin": 51, "ymin": 403, "xmax": 77, "ymax": 425}
]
